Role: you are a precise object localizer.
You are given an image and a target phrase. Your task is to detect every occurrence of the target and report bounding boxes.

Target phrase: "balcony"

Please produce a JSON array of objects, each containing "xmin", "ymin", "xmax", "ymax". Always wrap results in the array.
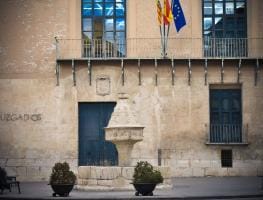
[
  {"xmin": 55, "ymin": 37, "xmax": 263, "ymax": 60},
  {"xmin": 206, "ymin": 124, "xmax": 248, "ymax": 145}
]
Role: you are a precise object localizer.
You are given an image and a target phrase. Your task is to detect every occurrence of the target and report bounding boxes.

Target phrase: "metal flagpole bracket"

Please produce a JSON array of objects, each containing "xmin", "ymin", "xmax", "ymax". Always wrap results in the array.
[
  {"xmin": 188, "ymin": 59, "xmax": 191, "ymax": 86},
  {"xmin": 72, "ymin": 59, "xmax": 76, "ymax": 86},
  {"xmin": 56, "ymin": 61, "xmax": 60, "ymax": 86},
  {"xmin": 138, "ymin": 59, "xmax": 141, "ymax": 86},
  {"xmin": 237, "ymin": 59, "xmax": 242, "ymax": 83},
  {"xmin": 155, "ymin": 58, "xmax": 158, "ymax": 86},
  {"xmin": 121, "ymin": 59, "xmax": 124, "ymax": 86},
  {"xmin": 204, "ymin": 59, "xmax": 208, "ymax": 86},
  {"xmin": 221, "ymin": 59, "xmax": 224, "ymax": 84},
  {"xmin": 171, "ymin": 58, "xmax": 175, "ymax": 85},
  {"xmin": 88, "ymin": 59, "xmax": 92, "ymax": 86},
  {"xmin": 255, "ymin": 59, "xmax": 260, "ymax": 86}
]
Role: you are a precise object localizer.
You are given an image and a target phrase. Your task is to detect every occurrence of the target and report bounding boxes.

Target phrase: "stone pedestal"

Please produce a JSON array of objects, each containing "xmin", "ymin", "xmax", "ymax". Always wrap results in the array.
[
  {"xmin": 105, "ymin": 93, "xmax": 144, "ymax": 167},
  {"xmin": 76, "ymin": 166, "xmax": 172, "ymax": 190},
  {"xmin": 105, "ymin": 127, "xmax": 143, "ymax": 166}
]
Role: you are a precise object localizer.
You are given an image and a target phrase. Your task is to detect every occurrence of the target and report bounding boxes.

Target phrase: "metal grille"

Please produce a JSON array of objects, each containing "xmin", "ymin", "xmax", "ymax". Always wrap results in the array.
[
  {"xmin": 210, "ymin": 124, "xmax": 242, "ymax": 143},
  {"xmin": 221, "ymin": 149, "xmax": 233, "ymax": 167},
  {"xmin": 55, "ymin": 38, "xmax": 263, "ymax": 59}
]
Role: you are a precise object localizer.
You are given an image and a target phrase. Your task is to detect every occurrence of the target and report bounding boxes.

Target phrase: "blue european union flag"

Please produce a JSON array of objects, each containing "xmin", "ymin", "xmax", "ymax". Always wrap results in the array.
[{"xmin": 172, "ymin": 0, "xmax": 186, "ymax": 32}]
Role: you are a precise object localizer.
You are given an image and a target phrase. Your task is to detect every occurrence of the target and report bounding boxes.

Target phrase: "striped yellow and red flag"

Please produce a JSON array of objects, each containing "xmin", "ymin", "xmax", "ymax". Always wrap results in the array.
[
  {"xmin": 156, "ymin": 0, "xmax": 162, "ymax": 25},
  {"xmin": 163, "ymin": 0, "xmax": 173, "ymax": 25}
]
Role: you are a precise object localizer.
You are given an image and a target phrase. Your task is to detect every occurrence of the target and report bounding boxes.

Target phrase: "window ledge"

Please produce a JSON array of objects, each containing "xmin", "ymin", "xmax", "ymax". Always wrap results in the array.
[{"xmin": 206, "ymin": 142, "xmax": 249, "ymax": 146}]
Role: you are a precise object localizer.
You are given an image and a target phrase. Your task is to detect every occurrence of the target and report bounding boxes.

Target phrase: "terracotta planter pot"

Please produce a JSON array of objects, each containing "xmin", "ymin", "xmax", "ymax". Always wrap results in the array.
[
  {"xmin": 132, "ymin": 183, "xmax": 157, "ymax": 196},
  {"xmin": 50, "ymin": 184, "xmax": 74, "ymax": 197}
]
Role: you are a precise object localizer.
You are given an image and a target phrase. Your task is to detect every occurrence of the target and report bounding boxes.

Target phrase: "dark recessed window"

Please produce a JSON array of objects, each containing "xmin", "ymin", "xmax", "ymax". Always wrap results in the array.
[
  {"xmin": 221, "ymin": 149, "xmax": 233, "ymax": 167},
  {"xmin": 209, "ymin": 88, "xmax": 242, "ymax": 143}
]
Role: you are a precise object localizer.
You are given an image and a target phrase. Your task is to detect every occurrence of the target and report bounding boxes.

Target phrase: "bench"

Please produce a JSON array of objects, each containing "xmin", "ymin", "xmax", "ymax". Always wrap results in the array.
[{"xmin": 0, "ymin": 167, "xmax": 21, "ymax": 194}]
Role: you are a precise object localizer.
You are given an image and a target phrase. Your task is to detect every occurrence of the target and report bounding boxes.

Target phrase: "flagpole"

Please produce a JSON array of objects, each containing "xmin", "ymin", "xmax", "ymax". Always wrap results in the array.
[
  {"xmin": 163, "ymin": 17, "xmax": 166, "ymax": 58},
  {"xmin": 165, "ymin": 0, "xmax": 173, "ymax": 56},
  {"xmin": 159, "ymin": 26, "xmax": 164, "ymax": 57}
]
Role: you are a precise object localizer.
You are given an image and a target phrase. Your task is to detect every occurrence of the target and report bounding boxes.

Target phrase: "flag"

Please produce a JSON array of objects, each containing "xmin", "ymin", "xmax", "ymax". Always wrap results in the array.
[
  {"xmin": 156, "ymin": 0, "xmax": 162, "ymax": 25},
  {"xmin": 172, "ymin": 0, "xmax": 186, "ymax": 32},
  {"xmin": 163, "ymin": 0, "xmax": 173, "ymax": 25}
]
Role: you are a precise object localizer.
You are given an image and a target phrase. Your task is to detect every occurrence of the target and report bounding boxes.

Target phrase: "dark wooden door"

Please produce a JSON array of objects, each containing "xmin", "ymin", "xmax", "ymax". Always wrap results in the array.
[{"xmin": 78, "ymin": 102, "xmax": 118, "ymax": 166}]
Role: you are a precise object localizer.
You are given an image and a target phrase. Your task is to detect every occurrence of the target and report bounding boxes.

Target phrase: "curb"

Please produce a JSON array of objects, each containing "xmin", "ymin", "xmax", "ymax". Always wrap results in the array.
[{"xmin": 0, "ymin": 194, "xmax": 263, "ymax": 200}]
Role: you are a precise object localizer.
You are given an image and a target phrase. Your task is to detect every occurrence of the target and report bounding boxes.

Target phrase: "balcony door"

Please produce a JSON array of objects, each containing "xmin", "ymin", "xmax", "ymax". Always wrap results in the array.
[
  {"xmin": 209, "ymin": 89, "xmax": 242, "ymax": 143},
  {"xmin": 203, "ymin": 0, "xmax": 247, "ymax": 57},
  {"xmin": 82, "ymin": 0, "xmax": 126, "ymax": 58}
]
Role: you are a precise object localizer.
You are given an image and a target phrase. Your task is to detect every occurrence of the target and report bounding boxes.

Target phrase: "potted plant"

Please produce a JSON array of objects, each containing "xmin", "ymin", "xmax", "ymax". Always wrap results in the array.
[
  {"xmin": 132, "ymin": 161, "xmax": 163, "ymax": 196},
  {"xmin": 49, "ymin": 162, "xmax": 76, "ymax": 197}
]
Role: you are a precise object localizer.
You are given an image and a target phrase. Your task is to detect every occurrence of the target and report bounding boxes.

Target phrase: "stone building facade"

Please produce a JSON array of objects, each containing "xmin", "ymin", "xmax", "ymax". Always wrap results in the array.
[{"xmin": 0, "ymin": 0, "xmax": 262, "ymax": 185}]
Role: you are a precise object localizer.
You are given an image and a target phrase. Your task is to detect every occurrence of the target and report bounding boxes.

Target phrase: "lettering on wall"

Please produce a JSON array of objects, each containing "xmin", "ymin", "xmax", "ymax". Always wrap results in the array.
[{"xmin": 0, "ymin": 113, "xmax": 42, "ymax": 122}]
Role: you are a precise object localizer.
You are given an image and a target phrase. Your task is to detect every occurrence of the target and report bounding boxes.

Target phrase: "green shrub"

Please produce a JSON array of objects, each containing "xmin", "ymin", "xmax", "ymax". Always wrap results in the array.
[
  {"xmin": 133, "ymin": 161, "xmax": 163, "ymax": 184},
  {"xmin": 49, "ymin": 162, "xmax": 76, "ymax": 185}
]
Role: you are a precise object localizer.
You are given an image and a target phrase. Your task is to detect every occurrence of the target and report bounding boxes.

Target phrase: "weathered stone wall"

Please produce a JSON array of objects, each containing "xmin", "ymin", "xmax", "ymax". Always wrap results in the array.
[
  {"xmin": 0, "ymin": 0, "xmax": 262, "ymax": 182},
  {"xmin": 0, "ymin": 0, "xmax": 78, "ymax": 181},
  {"xmin": 67, "ymin": 60, "xmax": 263, "ymax": 178}
]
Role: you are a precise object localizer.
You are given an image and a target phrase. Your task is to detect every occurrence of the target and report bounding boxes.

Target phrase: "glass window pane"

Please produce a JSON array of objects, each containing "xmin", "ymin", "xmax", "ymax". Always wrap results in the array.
[
  {"xmin": 82, "ymin": 32, "xmax": 92, "ymax": 40},
  {"xmin": 226, "ymin": 2, "xmax": 234, "ymax": 15},
  {"xmin": 232, "ymin": 112, "xmax": 241, "ymax": 123},
  {"xmin": 82, "ymin": 3, "xmax": 92, "ymax": 16},
  {"xmin": 105, "ymin": 3, "xmax": 114, "ymax": 16},
  {"xmin": 237, "ymin": 31, "xmax": 245, "ymax": 38},
  {"xmin": 204, "ymin": 17, "xmax": 212, "ymax": 30},
  {"xmin": 215, "ymin": 30, "xmax": 223, "ymax": 38},
  {"xmin": 215, "ymin": 17, "xmax": 223, "ymax": 29},
  {"xmin": 105, "ymin": 32, "xmax": 114, "ymax": 42},
  {"xmin": 236, "ymin": 2, "xmax": 245, "ymax": 14},
  {"xmin": 212, "ymin": 99, "xmax": 219, "ymax": 111},
  {"xmin": 94, "ymin": 18, "xmax": 103, "ymax": 32},
  {"xmin": 215, "ymin": 3, "xmax": 223, "ymax": 14},
  {"xmin": 105, "ymin": 18, "xmax": 114, "ymax": 31},
  {"xmin": 232, "ymin": 99, "xmax": 240, "ymax": 111},
  {"xmin": 94, "ymin": 31, "xmax": 103, "ymax": 39},
  {"xmin": 204, "ymin": 30, "xmax": 212, "ymax": 36},
  {"xmin": 211, "ymin": 113, "xmax": 219, "ymax": 123},
  {"xmin": 223, "ymin": 113, "xmax": 230, "ymax": 123},
  {"xmin": 116, "ymin": 3, "xmax": 125, "ymax": 16},
  {"xmin": 116, "ymin": 32, "xmax": 125, "ymax": 41},
  {"xmin": 226, "ymin": 31, "xmax": 235, "ymax": 38},
  {"xmin": 116, "ymin": 0, "xmax": 124, "ymax": 2},
  {"xmin": 116, "ymin": 18, "xmax": 125, "ymax": 31},
  {"xmin": 225, "ymin": 18, "xmax": 235, "ymax": 30},
  {"xmin": 83, "ymin": 18, "xmax": 92, "ymax": 31},
  {"xmin": 223, "ymin": 99, "xmax": 229, "ymax": 111},
  {"xmin": 204, "ymin": 3, "xmax": 212, "ymax": 15},
  {"xmin": 94, "ymin": 0, "xmax": 102, "ymax": 2},
  {"xmin": 237, "ymin": 17, "xmax": 245, "ymax": 29},
  {"xmin": 94, "ymin": 3, "xmax": 103, "ymax": 16}
]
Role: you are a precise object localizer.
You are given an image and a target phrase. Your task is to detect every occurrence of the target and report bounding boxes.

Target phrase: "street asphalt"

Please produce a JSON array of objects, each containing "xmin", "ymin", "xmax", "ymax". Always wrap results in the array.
[{"xmin": 0, "ymin": 176, "xmax": 263, "ymax": 200}]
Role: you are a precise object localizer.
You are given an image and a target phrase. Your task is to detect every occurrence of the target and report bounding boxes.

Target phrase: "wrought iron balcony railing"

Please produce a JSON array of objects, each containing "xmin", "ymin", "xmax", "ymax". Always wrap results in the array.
[
  {"xmin": 55, "ymin": 38, "xmax": 263, "ymax": 59},
  {"xmin": 206, "ymin": 123, "xmax": 248, "ymax": 144}
]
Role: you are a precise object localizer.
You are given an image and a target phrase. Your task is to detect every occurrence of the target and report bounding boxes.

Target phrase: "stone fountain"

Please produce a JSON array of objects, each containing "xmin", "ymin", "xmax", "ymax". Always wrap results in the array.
[
  {"xmin": 105, "ymin": 93, "xmax": 144, "ymax": 166},
  {"xmin": 77, "ymin": 93, "xmax": 170, "ymax": 190}
]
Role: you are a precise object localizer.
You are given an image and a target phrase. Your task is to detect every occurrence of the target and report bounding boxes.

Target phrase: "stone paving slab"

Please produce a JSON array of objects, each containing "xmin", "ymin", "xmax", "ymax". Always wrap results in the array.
[{"xmin": 0, "ymin": 177, "xmax": 263, "ymax": 199}]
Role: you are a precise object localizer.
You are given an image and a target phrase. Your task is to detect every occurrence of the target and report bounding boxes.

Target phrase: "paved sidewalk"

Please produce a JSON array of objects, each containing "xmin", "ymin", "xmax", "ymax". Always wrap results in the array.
[{"xmin": 0, "ymin": 177, "xmax": 263, "ymax": 199}]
